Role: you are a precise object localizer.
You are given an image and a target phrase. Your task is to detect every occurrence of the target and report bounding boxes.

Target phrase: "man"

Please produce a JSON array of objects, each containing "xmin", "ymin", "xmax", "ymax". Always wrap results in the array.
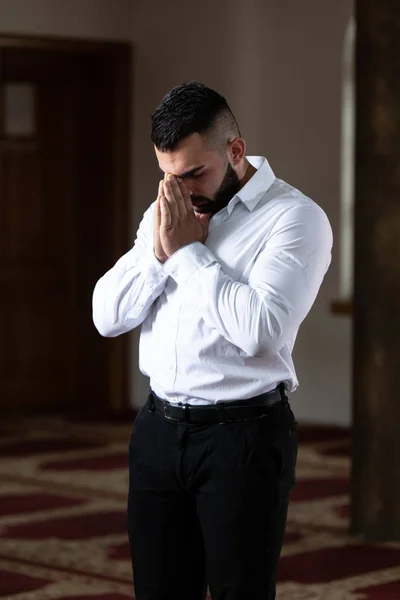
[{"xmin": 92, "ymin": 81, "xmax": 332, "ymax": 600}]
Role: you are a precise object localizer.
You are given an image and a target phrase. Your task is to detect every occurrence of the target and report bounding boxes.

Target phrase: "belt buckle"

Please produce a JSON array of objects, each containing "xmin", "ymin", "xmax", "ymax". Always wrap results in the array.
[
  {"xmin": 164, "ymin": 401, "xmax": 186, "ymax": 423},
  {"xmin": 163, "ymin": 402, "xmax": 175, "ymax": 422}
]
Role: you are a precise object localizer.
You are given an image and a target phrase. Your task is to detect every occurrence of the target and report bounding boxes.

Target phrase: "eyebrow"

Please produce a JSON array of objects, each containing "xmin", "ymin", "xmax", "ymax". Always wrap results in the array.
[{"xmin": 159, "ymin": 165, "xmax": 205, "ymax": 179}]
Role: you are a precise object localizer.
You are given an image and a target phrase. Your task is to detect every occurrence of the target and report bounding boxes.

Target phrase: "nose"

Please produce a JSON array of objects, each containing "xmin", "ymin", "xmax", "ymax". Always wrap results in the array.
[
  {"xmin": 184, "ymin": 184, "xmax": 194, "ymax": 197},
  {"xmin": 176, "ymin": 177, "xmax": 193, "ymax": 196}
]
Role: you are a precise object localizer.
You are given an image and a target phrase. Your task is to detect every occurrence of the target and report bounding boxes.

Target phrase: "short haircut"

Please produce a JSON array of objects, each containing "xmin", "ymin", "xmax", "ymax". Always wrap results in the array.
[{"xmin": 151, "ymin": 81, "xmax": 240, "ymax": 152}]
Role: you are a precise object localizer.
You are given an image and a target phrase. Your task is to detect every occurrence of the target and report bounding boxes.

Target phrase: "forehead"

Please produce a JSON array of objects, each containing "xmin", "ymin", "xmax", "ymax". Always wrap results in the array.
[{"xmin": 155, "ymin": 133, "xmax": 221, "ymax": 175}]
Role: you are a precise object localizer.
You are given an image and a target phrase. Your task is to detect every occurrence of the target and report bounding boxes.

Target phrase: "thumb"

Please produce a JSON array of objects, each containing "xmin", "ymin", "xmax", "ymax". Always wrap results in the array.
[
  {"xmin": 195, "ymin": 212, "xmax": 211, "ymax": 241},
  {"xmin": 195, "ymin": 212, "xmax": 212, "ymax": 225}
]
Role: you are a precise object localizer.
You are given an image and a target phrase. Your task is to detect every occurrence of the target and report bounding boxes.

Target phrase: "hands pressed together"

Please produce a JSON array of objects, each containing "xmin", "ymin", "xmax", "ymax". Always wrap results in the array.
[{"xmin": 154, "ymin": 175, "xmax": 212, "ymax": 264}]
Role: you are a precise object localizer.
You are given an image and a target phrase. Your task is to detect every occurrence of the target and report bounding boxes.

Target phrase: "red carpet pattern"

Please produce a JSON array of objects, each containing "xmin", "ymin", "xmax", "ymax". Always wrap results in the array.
[{"xmin": 0, "ymin": 414, "xmax": 399, "ymax": 599}]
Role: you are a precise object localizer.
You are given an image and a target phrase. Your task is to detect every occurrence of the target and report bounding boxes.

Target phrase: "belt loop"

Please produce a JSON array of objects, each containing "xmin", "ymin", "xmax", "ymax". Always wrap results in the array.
[
  {"xmin": 148, "ymin": 391, "xmax": 155, "ymax": 413},
  {"xmin": 217, "ymin": 402, "xmax": 225, "ymax": 424},
  {"xmin": 183, "ymin": 403, "xmax": 190, "ymax": 422},
  {"xmin": 279, "ymin": 383, "xmax": 288, "ymax": 404}
]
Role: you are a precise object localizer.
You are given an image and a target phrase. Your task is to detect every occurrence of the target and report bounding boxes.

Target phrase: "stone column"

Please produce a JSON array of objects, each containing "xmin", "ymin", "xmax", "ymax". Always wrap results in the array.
[{"xmin": 352, "ymin": 0, "xmax": 400, "ymax": 540}]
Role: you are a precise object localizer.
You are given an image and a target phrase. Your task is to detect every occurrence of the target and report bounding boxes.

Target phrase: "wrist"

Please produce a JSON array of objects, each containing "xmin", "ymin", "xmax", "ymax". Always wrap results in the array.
[
  {"xmin": 166, "ymin": 241, "xmax": 199, "ymax": 259},
  {"xmin": 155, "ymin": 253, "xmax": 168, "ymax": 264}
]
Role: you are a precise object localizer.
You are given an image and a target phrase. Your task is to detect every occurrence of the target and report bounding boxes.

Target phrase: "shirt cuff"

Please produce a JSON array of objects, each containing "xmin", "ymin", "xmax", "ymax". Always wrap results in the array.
[
  {"xmin": 144, "ymin": 246, "xmax": 170, "ymax": 287},
  {"xmin": 163, "ymin": 242, "xmax": 216, "ymax": 285}
]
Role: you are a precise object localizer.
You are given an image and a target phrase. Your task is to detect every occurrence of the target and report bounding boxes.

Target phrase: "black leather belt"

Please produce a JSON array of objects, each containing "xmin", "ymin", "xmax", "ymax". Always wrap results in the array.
[{"xmin": 150, "ymin": 384, "xmax": 286, "ymax": 424}]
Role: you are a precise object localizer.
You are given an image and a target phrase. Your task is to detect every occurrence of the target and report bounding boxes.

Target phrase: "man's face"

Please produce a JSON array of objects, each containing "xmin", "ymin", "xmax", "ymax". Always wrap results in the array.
[{"xmin": 155, "ymin": 133, "xmax": 240, "ymax": 215}]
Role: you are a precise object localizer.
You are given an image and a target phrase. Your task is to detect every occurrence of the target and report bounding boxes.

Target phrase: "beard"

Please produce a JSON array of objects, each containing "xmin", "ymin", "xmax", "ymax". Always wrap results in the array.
[{"xmin": 191, "ymin": 163, "xmax": 241, "ymax": 215}]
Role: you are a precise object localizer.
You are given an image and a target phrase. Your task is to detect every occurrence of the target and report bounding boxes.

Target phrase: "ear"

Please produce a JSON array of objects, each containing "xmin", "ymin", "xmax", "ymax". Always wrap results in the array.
[{"xmin": 228, "ymin": 137, "xmax": 246, "ymax": 166}]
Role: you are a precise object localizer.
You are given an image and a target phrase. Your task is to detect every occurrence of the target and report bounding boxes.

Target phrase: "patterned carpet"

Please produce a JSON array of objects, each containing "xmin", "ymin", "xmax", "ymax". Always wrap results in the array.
[{"xmin": 0, "ymin": 412, "xmax": 399, "ymax": 599}]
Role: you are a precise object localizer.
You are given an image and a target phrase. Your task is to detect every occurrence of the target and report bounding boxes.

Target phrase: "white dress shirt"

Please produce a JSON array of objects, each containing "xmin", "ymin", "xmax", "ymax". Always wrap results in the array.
[{"xmin": 93, "ymin": 157, "xmax": 332, "ymax": 405}]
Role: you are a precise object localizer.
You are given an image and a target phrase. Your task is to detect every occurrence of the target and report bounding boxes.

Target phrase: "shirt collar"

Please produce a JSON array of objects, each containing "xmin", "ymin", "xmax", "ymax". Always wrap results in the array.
[{"xmin": 226, "ymin": 156, "xmax": 276, "ymax": 216}]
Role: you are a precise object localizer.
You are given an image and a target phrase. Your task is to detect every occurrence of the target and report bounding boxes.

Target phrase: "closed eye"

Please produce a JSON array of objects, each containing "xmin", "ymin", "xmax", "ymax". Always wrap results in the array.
[
  {"xmin": 158, "ymin": 166, "xmax": 205, "ymax": 179},
  {"xmin": 180, "ymin": 167, "xmax": 206, "ymax": 179}
]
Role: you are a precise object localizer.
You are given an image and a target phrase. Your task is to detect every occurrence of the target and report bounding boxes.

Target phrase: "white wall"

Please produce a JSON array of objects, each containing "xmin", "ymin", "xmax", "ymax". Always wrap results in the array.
[
  {"xmin": 0, "ymin": 0, "xmax": 353, "ymax": 425},
  {"xmin": 130, "ymin": 0, "xmax": 353, "ymax": 425}
]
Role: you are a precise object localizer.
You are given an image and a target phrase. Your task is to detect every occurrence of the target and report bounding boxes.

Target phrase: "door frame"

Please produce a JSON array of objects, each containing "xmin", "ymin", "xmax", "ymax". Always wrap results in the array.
[{"xmin": 0, "ymin": 34, "xmax": 132, "ymax": 412}]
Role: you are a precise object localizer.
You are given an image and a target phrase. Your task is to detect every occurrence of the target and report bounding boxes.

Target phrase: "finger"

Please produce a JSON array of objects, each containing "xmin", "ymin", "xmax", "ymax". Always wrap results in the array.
[
  {"xmin": 160, "ymin": 195, "xmax": 172, "ymax": 229},
  {"xmin": 154, "ymin": 195, "xmax": 161, "ymax": 229},
  {"xmin": 156, "ymin": 181, "xmax": 164, "ymax": 219},
  {"xmin": 163, "ymin": 178, "xmax": 180, "ymax": 225},
  {"xmin": 177, "ymin": 178, "xmax": 193, "ymax": 212},
  {"xmin": 167, "ymin": 175, "xmax": 187, "ymax": 217}
]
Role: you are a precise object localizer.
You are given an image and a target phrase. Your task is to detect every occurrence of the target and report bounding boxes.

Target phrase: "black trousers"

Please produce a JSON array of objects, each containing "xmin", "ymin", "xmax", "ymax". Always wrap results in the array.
[{"xmin": 127, "ymin": 392, "xmax": 298, "ymax": 600}]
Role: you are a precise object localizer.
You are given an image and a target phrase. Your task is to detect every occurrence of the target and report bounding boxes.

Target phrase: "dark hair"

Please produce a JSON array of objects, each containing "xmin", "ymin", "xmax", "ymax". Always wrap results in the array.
[{"xmin": 151, "ymin": 81, "xmax": 240, "ymax": 151}]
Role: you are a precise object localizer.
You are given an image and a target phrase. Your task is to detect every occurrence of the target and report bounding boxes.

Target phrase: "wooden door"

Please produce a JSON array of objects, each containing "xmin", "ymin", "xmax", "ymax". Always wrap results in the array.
[{"xmin": 0, "ymin": 43, "xmax": 130, "ymax": 412}]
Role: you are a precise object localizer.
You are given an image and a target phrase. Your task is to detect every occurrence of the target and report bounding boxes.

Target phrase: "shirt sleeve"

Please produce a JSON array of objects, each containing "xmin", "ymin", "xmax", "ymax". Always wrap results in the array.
[
  {"xmin": 92, "ymin": 202, "xmax": 169, "ymax": 337},
  {"xmin": 163, "ymin": 204, "xmax": 333, "ymax": 356}
]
